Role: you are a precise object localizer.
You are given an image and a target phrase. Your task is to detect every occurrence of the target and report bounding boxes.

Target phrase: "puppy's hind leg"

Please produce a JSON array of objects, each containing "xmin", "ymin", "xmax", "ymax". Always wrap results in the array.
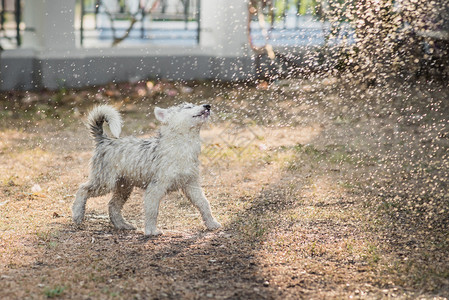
[
  {"xmin": 109, "ymin": 179, "xmax": 135, "ymax": 230},
  {"xmin": 72, "ymin": 181, "xmax": 102, "ymax": 225}
]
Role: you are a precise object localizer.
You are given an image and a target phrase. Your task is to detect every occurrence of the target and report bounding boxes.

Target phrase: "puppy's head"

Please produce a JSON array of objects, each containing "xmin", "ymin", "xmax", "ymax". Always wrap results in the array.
[{"xmin": 154, "ymin": 103, "xmax": 211, "ymax": 133}]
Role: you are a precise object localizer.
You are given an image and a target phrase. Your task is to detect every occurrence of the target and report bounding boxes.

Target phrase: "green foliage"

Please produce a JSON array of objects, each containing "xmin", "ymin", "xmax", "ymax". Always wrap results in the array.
[
  {"xmin": 298, "ymin": 0, "xmax": 318, "ymax": 16},
  {"xmin": 43, "ymin": 286, "xmax": 65, "ymax": 298},
  {"xmin": 274, "ymin": 0, "xmax": 319, "ymax": 20}
]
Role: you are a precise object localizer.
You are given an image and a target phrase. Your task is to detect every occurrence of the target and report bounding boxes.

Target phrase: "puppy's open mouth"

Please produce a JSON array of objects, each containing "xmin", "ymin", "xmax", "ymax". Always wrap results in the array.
[{"xmin": 193, "ymin": 109, "xmax": 210, "ymax": 118}]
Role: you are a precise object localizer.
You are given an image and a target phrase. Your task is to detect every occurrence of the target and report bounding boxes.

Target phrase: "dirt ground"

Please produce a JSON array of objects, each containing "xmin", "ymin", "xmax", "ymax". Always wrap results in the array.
[{"xmin": 0, "ymin": 78, "xmax": 448, "ymax": 299}]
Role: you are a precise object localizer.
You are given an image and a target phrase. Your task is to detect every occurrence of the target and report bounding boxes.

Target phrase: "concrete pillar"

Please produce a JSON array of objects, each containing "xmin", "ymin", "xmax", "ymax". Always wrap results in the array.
[
  {"xmin": 22, "ymin": 0, "xmax": 76, "ymax": 50},
  {"xmin": 200, "ymin": 0, "xmax": 249, "ymax": 57}
]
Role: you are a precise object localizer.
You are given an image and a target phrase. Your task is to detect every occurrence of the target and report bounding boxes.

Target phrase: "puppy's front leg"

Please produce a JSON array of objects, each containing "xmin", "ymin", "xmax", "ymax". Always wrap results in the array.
[
  {"xmin": 144, "ymin": 183, "xmax": 166, "ymax": 236},
  {"xmin": 183, "ymin": 181, "xmax": 221, "ymax": 230}
]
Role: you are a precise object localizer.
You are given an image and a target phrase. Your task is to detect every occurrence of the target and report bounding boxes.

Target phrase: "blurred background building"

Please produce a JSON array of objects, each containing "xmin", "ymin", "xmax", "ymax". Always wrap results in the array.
[{"xmin": 0, "ymin": 0, "xmax": 447, "ymax": 90}]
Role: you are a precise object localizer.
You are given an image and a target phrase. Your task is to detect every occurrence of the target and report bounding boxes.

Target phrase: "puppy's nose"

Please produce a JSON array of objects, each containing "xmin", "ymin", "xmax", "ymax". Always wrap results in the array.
[{"xmin": 203, "ymin": 104, "xmax": 211, "ymax": 110}]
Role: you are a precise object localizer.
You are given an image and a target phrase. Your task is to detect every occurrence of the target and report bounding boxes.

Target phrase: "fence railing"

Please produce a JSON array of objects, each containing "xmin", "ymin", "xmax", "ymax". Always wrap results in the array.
[
  {"xmin": 79, "ymin": 0, "xmax": 200, "ymax": 47},
  {"xmin": 0, "ymin": 0, "xmax": 21, "ymax": 49},
  {"xmin": 249, "ymin": 0, "xmax": 354, "ymax": 48}
]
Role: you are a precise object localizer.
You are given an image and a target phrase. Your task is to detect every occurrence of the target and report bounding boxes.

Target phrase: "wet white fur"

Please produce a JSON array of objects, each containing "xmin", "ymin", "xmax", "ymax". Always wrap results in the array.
[
  {"xmin": 88, "ymin": 105, "xmax": 122, "ymax": 138},
  {"xmin": 72, "ymin": 103, "xmax": 221, "ymax": 236}
]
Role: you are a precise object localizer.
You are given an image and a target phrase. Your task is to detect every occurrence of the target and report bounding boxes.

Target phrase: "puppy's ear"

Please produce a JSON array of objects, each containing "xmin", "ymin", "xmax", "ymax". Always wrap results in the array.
[{"xmin": 154, "ymin": 107, "xmax": 168, "ymax": 123}]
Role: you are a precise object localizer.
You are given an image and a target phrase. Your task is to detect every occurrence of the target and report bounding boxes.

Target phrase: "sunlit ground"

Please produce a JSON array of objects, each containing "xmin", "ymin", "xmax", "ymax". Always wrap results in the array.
[{"xmin": 0, "ymin": 78, "xmax": 448, "ymax": 298}]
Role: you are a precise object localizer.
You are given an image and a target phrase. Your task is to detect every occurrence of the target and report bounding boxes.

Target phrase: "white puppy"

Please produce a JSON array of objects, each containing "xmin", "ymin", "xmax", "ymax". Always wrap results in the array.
[{"xmin": 72, "ymin": 103, "xmax": 221, "ymax": 236}]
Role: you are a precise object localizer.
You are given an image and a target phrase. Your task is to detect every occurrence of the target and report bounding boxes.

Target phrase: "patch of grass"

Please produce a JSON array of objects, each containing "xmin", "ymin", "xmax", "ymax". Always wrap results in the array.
[
  {"xmin": 308, "ymin": 241, "xmax": 325, "ymax": 257},
  {"xmin": 102, "ymin": 287, "xmax": 120, "ymax": 297},
  {"xmin": 287, "ymin": 144, "xmax": 324, "ymax": 170},
  {"xmin": 202, "ymin": 142, "xmax": 270, "ymax": 165},
  {"xmin": 36, "ymin": 231, "xmax": 52, "ymax": 242},
  {"xmin": 329, "ymin": 150, "xmax": 356, "ymax": 164},
  {"xmin": 294, "ymin": 144, "xmax": 323, "ymax": 158},
  {"xmin": 262, "ymin": 151, "xmax": 296, "ymax": 166},
  {"xmin": 363, "ymin": 244, "xmax": 380, "ymax": 266},
  {"xmin": 52, "ymin": 86, "xmax": 67, "ymax": 104},
  {"xmin": 333, "ymin": 115, "xmax": 354, "ymax": 125},
  {"xmin": 338, "ymin": 180, "xmax": 359, "ymax": 190},
  {"xmin": 237, "ymin": 218, "xmax": 269, "ymax": 242},
  {"xmin": 345, "ymin": 240, "xmax": 354, "ymax": 254},
  {"xmin": 36, "ymin": 230, "xmax": 60, "ymax": 249},
  {"xmin": 43, "ymin": 285, "xmax": 65, "ymax": 298},
  {"xmin": 290, "ymin": 143, "xmax": 356, "ymax": 166}
]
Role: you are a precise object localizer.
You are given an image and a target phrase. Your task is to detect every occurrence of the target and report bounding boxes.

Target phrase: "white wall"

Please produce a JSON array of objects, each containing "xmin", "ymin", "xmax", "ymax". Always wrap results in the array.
[{"xmin": 0, "ymin": 0, "xmax": 253, "ymax": 90}]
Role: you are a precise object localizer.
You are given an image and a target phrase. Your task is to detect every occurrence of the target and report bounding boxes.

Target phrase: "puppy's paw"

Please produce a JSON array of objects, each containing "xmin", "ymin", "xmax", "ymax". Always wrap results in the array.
[
  {"xmin": 72, "ymin": 206, "xmax": 85, "ymax": 225},
  {"xmin": 144, "ymin": 228, "xmax": 163, "ymax": 236},
  {"xmin": 206, "ymin": 219, "xmax": 222, "ymax": 231},
  {"xmin": 115, "ymin": 223, "xmax": 136, "ymax": 230},
  {"xmin": 72, "ymin": 215, "xmax": 84, "ymax": 225}
]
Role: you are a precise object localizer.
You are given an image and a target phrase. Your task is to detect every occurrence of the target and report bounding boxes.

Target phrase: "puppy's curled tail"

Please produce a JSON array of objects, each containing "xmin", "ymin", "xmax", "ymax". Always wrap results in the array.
[{"xmin": 87, "ymin": 105, "xmax": 122, "ymax": 142}]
